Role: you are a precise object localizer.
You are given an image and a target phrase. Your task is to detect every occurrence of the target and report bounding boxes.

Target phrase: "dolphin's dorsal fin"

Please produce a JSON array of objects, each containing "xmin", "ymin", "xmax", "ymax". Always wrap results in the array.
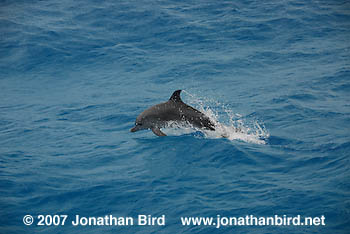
[{"xmin": 169, "ymin": 90, "xmax": 183, "ymax": 102}]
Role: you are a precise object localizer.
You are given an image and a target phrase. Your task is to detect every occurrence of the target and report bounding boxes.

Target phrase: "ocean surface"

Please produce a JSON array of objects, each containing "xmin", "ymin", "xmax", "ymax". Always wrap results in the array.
[{"xmin": 1, "ymin": 0, "xmax": 349, "ymax": 233}]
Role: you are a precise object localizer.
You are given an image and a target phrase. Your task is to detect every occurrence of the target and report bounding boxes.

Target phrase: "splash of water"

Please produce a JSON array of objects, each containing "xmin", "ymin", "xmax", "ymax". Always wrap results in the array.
[{"xmin": 163, "ymin": 90, "xmax": 269, "ymax": 144}]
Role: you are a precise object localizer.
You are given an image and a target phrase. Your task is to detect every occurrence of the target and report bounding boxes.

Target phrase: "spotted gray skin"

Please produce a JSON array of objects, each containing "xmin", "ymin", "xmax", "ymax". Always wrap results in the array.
[{"xmin": 130, "ymin": 90, "xmax": 215, "ymax": 136}]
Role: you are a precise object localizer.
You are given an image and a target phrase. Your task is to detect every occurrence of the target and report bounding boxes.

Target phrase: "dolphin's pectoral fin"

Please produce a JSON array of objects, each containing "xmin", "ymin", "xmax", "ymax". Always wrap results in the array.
[{"xmin": 151, "ymin": 127, "xmax": 167, "ymax": 137}]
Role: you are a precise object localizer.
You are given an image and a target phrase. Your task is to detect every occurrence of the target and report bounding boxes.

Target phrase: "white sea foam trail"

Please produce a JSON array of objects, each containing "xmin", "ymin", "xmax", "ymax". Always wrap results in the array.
[{"xmin": 181, "ymin": 90, "xmax": 269, "ymax": 144}]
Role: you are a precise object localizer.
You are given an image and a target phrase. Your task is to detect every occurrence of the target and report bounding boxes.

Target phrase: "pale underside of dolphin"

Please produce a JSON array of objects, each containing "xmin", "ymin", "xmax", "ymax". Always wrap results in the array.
[{"xmin": 130, "ymin": 90, "xmax": 216, "ymax": 136}]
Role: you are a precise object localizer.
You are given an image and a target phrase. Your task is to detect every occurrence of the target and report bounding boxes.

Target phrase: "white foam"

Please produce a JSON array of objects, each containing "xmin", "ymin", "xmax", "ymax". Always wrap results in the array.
[{"xmin": 163, "ymin": 90, "xmax": 270, "ymax": 144}]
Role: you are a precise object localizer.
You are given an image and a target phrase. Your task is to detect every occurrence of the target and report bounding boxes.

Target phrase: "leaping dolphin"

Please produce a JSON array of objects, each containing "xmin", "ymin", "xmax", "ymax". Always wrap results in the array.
[{"xmin": 130, "ymin": 90, "xmax": 216, "ymax": 136}]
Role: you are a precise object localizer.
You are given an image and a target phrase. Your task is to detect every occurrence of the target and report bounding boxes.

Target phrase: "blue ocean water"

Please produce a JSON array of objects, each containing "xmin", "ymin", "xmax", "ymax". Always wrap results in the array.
[{"xmin": 1, "ymin": 0, "xmax": 349, "ymax": 233}]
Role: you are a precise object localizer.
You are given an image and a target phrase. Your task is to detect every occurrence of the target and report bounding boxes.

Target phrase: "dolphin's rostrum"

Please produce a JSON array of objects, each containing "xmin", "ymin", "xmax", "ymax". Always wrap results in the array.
[{"xmin": 130, "ymin": 90, "xmax": 216, "ymax": 136}]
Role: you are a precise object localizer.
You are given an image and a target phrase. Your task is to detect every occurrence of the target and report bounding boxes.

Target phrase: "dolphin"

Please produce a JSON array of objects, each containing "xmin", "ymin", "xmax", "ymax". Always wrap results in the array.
[{"xmin": 130, "ymin": 90, "xmax": 216, "ymax": 136}]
